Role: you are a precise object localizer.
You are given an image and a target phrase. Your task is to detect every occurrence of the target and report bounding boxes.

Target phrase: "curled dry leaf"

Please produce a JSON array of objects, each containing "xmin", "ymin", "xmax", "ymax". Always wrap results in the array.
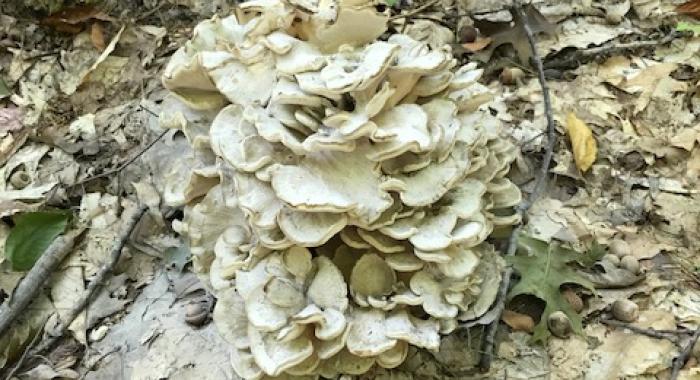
[
  {"xmin": 677, "ymin": 0, "xmax": 700, "ymax": 19},
  {"xmin": 565, "ymin": 112, "xmax": 597, "ymax": 173},
  {"xmin": 502, "ymin": 309, "xmax": 535, "ymax": 333}
]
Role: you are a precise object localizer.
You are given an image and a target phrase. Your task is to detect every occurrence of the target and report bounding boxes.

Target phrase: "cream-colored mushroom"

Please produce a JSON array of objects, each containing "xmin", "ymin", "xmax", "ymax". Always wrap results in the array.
[
  {"xmin": 350, "ymin": 253, "xmax": 397, "ymax": 299},
  {"xmin": 385, "ymin": 310, "xmax": 440, "ymax": 350},
  {"xmin": 346, "ymin": 308, "xmax": 398, "ymax": 357},
  {"xmin": 248, "ymin": 324, "xmax": 314, "ymax": 377},
  {"xmin": 307, "ymin": 256, "xmax": 349, "ymax": 311},
  {"xmin": 165, "ymin": 1, "xmax": 523, "ymax": 377},
  {"xmin": 410, "ymin": 271, "xmax": 458, "ymax": 319}
]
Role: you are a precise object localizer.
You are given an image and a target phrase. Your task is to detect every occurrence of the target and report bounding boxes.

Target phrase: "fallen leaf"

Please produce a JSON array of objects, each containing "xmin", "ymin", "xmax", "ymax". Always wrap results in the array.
[
  {"xmin": 676, "ymin": 21, "xmax": 700, "ymax": 35},
  {"xmin": 91, "ymin": 22, "xmax": 106, "ymax": 51},
  {"xmin": 164, "ymin": 245, "xmax": 190, "ymax": 273},
  {"xmin": 678, "ymin": 0, "xmax": 700, "ymax": 19},
  {"xmin": 0, "ymin": 107, "xmax": 22, "ymax": 132},
  {"xmin": 565, "ymin": 112, "xmax": 597, "ymax": 173},
  {"xmin": 502, "ymin": 309, "xmax": 535, "ymax": 332},
  {"xmin": 506, "ymin": 235, "xmax": 598, "ymax": 343},
  {"xmin": 462, "ymin": 37, "xmax": 492, "ymax": 52},
  {"xmin": 0, "ymin": 293, "xmax": 54, "ymax": 368},
  {"xmin": 0, "ymin": 77, "xmax": 9, "ymax": 99},
  {"xmin": 474, "ymin": 4, "xmax": 555, "ymax": 63},
  {"xmin": 41, "ymin": 5, "xmax": 112, "ymax": 34},
  {"xmin": 5, "ymin": 211, "xmax": 71, "ymax": 271}
]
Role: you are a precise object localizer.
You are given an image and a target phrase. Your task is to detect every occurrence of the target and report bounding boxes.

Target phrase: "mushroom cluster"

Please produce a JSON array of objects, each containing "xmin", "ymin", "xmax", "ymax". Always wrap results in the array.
[{"xmin": 163, "ymin": 0, "xmax": 521, "ymax": 378}]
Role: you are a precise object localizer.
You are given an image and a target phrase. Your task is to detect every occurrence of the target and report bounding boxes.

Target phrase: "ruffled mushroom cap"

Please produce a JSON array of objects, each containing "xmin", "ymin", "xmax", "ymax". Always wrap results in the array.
[{"xmin": 165, "ymin": 0, "xmax": 521, "ymax": 377}]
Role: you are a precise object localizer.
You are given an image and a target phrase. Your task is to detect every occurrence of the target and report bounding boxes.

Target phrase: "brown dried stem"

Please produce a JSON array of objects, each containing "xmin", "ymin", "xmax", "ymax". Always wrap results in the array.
[
  {"xmin": 671, "ymin": 327, "xmax": 700, "ymax": 380},
  {"xmin": 600, "ymin": 318, "xmax": 687, "ymax": 342},
  {"xmin": 0, "ymin": 229, "xmax": 84, "ymax": 338},
  {"xmin": 29, "ymin": 205, "xmax": 147, "ymax": 356},
  {"xmin": 478, "ymin": 0, "xmax": 557, "ymax": 371}
]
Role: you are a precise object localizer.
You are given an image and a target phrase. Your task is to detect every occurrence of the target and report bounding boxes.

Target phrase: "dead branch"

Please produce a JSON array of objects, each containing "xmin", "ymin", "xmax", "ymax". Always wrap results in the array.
[
  {"xmin": 28, "ymin": 205, "xmax": 148, "ymax": 357},
  {"xmin": 670, "ymin": 327, "xmax": 700, "ymax": 380},
  {"xmin": 600, "ymin": 318, "xmax": 688, "ymax": 342},
  {"xmin": 72, "ymin": 129, "xmax": 167, "ymax": 188},
  {"xmin": 388, "ymin": 0, "xmax": 440, "ymax": 21},
  {"xmin": 0, "ymin": 229, "xmax": 84, "ymax": 338},
  {"xmin": 544, "ymin": 31, "xmax": 684, "ymax": 71},
  {"xmin": 477, "ymin": 0, "xmax": 557, "ymax": 371}
]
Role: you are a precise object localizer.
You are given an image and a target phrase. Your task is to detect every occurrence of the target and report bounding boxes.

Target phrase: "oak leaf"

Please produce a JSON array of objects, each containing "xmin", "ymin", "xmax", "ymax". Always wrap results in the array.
[{"xmin": 565, "ymin": 112, "xmax": 597, "ymax": 173}]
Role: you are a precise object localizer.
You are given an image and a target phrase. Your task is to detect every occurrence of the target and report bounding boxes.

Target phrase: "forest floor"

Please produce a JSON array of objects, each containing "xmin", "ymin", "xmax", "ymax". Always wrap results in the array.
[{"xmin": 1, "ymin": 0, "xmax": 700, "ymax": 379}]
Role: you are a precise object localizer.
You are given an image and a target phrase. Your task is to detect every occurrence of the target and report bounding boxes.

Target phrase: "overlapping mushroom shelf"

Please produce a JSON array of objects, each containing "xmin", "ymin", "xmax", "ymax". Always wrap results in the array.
[{"xmin": 163, "ymin": 1, "xmax": 522, "ymax": 378}]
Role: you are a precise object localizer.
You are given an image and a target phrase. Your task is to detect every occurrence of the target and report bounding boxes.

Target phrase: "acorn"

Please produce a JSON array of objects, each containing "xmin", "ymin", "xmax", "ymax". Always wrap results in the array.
[
  {"xmin": 185, "ymin": 302, "xmax": 209, "ymax": 326},
  {"xmin": 612, "ymin": 299, "xmax": 639, "ymax": 322},
  {"xmin": 609, "ymin": 239, "xmax": 631, "ymax": 258},
  {"xmin": 460, "ymin": 25, "xmax": 477, "ymax": 43},
  {"xmin": 562, "ymin": 288, "xmax": 584, "ymax": 313},
  {"xmin": 9, "ymin": 170, "xmax": 30, "ymax": 189},
  {"xmin": 620, "ymin": 255, "xmax": 640, "ymax": 274},
  {"xmin": 500, "ymin": 67, "xmax": 525, "ymax": 85},
  {"xmin": 548, "ymin": 311, "xmax": 572, "ymax": 338},
  {"xmin": 601, "ymin": 254, "xmax": 620, "ymax": 266}
]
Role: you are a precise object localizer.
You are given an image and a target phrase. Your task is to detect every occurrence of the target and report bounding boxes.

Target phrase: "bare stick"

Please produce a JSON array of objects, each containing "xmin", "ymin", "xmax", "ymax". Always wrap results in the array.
[
  {"xmin": 478, "ymin": 1, "xmax": 557, "ymax": 371},
  {"xmin": 72, "ymin": 129, "xmax": 167, "ymax": 187},
  {"xmin": 544, "ymin": 31, "xmax": 683, "ymax": 70},
  {"xmin": 671, "ymin": 327, "xmax": 700, "ymax": 380},
  {"xmin": 388, "ymin": 0, "xmax": 440, "ymax": 21},
  {"xmin": 28, "ymin": 205, "xmax": 147, "ymax": 357},
  {"xmin": 601, "ymin": 319, "xmax": 686, "ymax": 342},
  {"xmin": 0, "ymin": 229, "xmax": 83, "ymax": 338}
]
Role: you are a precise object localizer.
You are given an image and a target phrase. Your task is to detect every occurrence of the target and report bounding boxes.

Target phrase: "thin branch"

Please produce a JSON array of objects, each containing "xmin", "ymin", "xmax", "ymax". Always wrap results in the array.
[
  {"xmin": 544, "ymin": 31, "xmax": 684, "ymax": 70},
  {"xmin": 27, "ymin": 205, "xmax": 148, "ymax": 357},
  {"xmin": 72, "ymin": 129, "xmax": 167, "ymax": 188},
  {"xmin": 388, "ymin": 0, "xmax": 440, "ymax": 21},
  {"xmin": 671, "ymin": 327, "xmax": 700, "ymax": 380},
  {"xmin": 600, "ymin": 319, "xmax": 687, "ymax": 342},
  {"xmin": 0, "ymin": 229, "xmax": 84, "ymax": 338},
  {"xmin": 478, "ymin": 1, "xmax": 557, "ymax": 371},
  {"xmin": 2, "ymin": 324, "xmax": 43, "ymax": 380}
]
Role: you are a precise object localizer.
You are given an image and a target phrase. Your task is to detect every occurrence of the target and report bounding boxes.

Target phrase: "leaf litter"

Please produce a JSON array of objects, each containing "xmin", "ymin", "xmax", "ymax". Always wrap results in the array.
[{"xmin": 0, "ymin": 0, "xmax": 699, "ymax": 378}]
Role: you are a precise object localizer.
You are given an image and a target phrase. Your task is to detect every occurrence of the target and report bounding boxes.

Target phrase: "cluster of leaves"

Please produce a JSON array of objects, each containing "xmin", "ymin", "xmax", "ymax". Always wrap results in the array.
[{"xmin": 507, "ymin": 235, "xmax": 604, "ymax": 343}]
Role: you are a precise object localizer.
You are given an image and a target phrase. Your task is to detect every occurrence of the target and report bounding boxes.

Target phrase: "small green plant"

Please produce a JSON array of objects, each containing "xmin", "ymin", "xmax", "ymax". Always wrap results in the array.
[{"xmin": 5, "ymin": 211, "xmax": 71, "ymax": 271}]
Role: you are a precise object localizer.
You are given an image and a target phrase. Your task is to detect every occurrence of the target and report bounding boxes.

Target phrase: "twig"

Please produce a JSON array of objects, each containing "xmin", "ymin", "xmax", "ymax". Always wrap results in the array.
[
  {"xmin": 671, "ymin": 327, "xmax": 700, "ymax": 380},
  {"xmin": 478, "ymin": 1, "xmax": 557, "ymax": 371},
  {"xmin": 72, "ymin": 128, "xmax": 167, "ymax": 188},
  {"xmin": 2, "ymin": 324, "xmax": 43, "ymax": 380},
  {"xmin": 0, "ymin": 229, "xmax": 84, "ymax": 338},
  {"xmin": 544, "ymin": 31, "xmax": 683, "ymax": 70},
  {"xmin": 388, "ymin": 0, "xmax": 440, "ymax": 21},
  {"xmin": 27, "ymin": 206, "xmax": 148, "ymax": 357},
  {"xmin": 600, "ymin": 319, "xmax": 687, "ymax": 342}
]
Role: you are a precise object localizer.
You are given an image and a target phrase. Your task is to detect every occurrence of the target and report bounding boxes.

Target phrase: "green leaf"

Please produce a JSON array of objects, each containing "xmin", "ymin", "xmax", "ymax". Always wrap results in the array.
[
  {"xmin": 383, "ymin": 0, "xmax": 397, "ymax": 6},
  {"xmin": 0, "ymin": 77, "xmax": 9, "ymax": 99},
  {"xmin": 677, "ymin": 22, "xmax": 700, "ymax": 35},
  {"xmin": 506, "ymin": 235, "xmax": 596, "ymax": 344},
  {"xmin": 5, "ymin": 211, "xmax": 71, "ymax": 271}
]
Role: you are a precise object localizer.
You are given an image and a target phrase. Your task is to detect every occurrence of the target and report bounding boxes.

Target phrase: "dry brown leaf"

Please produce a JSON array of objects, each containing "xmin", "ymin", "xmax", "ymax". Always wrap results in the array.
[
  {"xmin": 41, "ymin": 6, "xmax": 113, "ymax": 34},
  {"xmin": 474, "ymin": 4, "xmax": 555, "ymax": 63},
  {"xmin": 462, "ymin": 37, "xmax": 492, "ymax": 52},
  {"xmin": 565, "ymin": 112, "xmax": 597, "ymax": 173},
  {"xmin": 677, "ymin": 0, "xmax": 700, "ymax": 18},
  {"xmin": 91, "ymin": 23, "xmax": 106, "ymax": 51},
  {"xmin": 502, "ymin": 309, "xmax": 535, "ymax": 333}
]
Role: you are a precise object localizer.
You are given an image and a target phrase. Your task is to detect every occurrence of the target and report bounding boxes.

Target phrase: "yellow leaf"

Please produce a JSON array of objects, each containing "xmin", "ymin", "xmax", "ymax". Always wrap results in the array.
[{"xmin": 565, "ymin": 112, "xmax": 597, "ymax": 172}]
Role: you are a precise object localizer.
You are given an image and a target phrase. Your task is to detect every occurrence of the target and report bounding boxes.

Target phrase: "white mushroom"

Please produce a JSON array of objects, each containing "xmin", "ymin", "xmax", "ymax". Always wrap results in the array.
[
  {"xmin": 346, "ymin": 308, "xmax": 397, "ymax": 357},
  {"xmin": 350, "ymin": 254, "xmax": 397, "ymax": 298},
  {"xmin": 165, "ymin": 2, "xmax": 522, "ymax": 377}
]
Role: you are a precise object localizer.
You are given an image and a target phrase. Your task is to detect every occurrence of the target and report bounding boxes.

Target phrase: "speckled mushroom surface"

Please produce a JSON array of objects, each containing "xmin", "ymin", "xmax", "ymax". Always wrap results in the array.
[{"xmin": 162, "ymin": 0, "xmax": 521, "ymax": 378}]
